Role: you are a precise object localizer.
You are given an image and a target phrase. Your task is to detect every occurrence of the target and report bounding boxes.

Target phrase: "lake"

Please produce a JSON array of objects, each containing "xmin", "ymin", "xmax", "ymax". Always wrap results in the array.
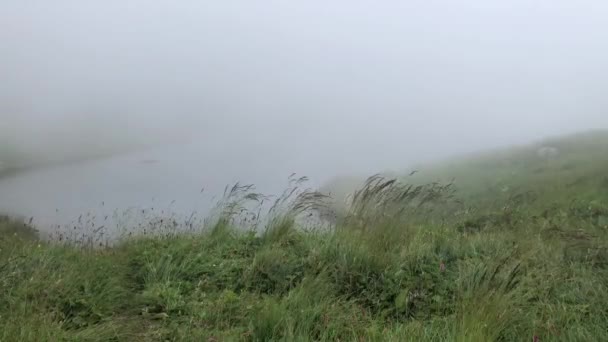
[{"xmin": 0, "ymin": 141, "xmax": 337, "ymax": 239}]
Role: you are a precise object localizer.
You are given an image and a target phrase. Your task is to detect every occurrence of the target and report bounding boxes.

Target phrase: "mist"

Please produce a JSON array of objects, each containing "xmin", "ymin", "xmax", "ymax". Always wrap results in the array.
[{"xmin": 2, "ymin": 0, "xmax": 608, "ymax": 230}]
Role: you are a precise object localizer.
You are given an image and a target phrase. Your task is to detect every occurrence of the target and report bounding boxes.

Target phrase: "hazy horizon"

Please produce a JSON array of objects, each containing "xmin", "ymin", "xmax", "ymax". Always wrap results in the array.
[{"xmin": 2, "ymin": 1, "xmax": 608, "ymax": 230}]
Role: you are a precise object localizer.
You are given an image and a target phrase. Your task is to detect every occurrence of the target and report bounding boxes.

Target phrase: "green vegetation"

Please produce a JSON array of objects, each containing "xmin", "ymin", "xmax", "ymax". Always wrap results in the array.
[{"xmin": 2, "ymin": 130, "xmax": 608, "ymax": 341}]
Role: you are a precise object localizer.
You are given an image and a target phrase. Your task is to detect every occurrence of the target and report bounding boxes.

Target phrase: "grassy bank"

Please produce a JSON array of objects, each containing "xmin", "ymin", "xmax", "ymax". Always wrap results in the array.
[{"xmin": 1, "ymin": 131, "xmax": 608, "ymax": 341}]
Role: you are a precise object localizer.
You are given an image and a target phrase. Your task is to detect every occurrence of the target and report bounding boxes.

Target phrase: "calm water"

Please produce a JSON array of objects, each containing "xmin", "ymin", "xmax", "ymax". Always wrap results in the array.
[{"xmin": 0, "ymin": 141, "xmax": 334, "ymax": 237}]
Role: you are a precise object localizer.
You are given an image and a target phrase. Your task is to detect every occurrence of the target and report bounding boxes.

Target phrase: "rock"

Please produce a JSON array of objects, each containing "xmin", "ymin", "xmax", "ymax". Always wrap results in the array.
[{"xmin": 537, "ymin": 146, "xmax": 559, "ymax": 159}]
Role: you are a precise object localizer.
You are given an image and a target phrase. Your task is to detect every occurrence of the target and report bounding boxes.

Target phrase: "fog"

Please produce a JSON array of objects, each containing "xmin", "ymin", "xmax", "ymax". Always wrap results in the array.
[{"xmin": 2, "ymin": 1, "xmax": 608, "ymax": 232}]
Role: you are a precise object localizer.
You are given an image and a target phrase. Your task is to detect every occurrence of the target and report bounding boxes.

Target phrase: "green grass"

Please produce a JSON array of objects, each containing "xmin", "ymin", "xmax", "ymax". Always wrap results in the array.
[{"xmin": 2, "ymin": 130, "xmax": 608, "ymax": 341}]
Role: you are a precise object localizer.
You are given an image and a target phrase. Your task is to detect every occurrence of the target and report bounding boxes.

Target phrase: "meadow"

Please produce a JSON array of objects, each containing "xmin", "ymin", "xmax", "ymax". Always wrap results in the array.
[{"xmin": 1, "ymin": 130, "xmax": 608, "ymax": 341}]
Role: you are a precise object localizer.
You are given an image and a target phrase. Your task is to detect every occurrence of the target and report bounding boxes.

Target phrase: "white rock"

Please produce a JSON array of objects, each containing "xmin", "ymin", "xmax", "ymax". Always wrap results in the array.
[{"xmin": 537, "ymin": 146, "xmax": 559, "ymax": 159}]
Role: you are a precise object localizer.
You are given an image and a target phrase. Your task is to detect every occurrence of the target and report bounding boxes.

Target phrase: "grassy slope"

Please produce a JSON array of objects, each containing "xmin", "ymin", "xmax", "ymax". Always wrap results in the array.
[
  {"xmin": 2, "ymin": 131, "xmax": 608, "ymax": 341},
  {"xmin": 409, "ymin": 129, "xmax": 608, "ymax": 205}
]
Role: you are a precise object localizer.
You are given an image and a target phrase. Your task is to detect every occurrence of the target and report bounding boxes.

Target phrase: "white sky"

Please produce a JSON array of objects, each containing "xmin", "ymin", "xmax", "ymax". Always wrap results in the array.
[{"xmin": 2, "ymin": 0, "xmax": 608, "ymax": 172}]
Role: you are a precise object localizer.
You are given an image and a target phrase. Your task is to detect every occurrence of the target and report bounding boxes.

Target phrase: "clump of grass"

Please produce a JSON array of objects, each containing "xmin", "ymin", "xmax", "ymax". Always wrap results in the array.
[
  {"xmin": 339, "ymin": 174, "xmax": 455, "ymax": 231},
  {"xmin": 0, "ymin": 215, "xmax": 39, "ymax": 241}
]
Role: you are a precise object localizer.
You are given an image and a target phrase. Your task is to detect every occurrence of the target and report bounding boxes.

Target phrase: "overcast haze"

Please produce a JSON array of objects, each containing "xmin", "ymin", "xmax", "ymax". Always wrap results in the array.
[{"xmin": 2, "ymin": 1, "xmax": 608, "ymax": 229}]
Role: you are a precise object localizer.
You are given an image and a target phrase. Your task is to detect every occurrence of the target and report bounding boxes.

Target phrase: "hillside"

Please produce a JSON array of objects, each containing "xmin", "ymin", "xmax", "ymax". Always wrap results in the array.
[
  {"xmin": 408, "ymin": 129, "xmax": 608, "ymax": 206},
  {"xmin": 1, "ymin": 130, "xmax": 608, "ymax": 341}
]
